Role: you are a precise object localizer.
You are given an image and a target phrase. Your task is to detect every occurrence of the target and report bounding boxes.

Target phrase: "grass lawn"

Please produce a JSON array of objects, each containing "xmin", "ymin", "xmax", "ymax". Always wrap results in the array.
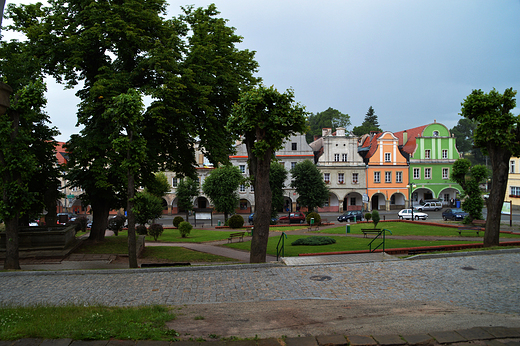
[
  {"xmin": 145, "ymin": 228, "xmax": 239, "ymax": 243},
  {"xmin": 225, "ymin": 234, "xmax": 480, "ymax": 257},
  {"xmin": 0, "ymin": 305, "xmax": 178, "ymax": 341}
]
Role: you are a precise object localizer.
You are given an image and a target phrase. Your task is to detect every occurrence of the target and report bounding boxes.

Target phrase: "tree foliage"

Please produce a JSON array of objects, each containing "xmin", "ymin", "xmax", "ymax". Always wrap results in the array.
[
  {"xmin": 352, "ymin": 106, "xmax": 382, "ymax": 136},
  {"xmin": 460, "ymin": 87, "xmax": 519, "ymax": 246},
  {"xmin": 306, "ymin": 107, "xmax": 351, "ymax": 143},
  {"xmin": 290, "ymin": 160, "xmax": 329, "ymax": 213},
  {"xmin": 450, "ymin": 118, "xmax": 486, "ymax": 166},
  {"xmin": 227, "ymin": 85, "xmax": 308, "ymax": 263},
  {"xmin": 202, "ymin": 164, "xmax": 243, "ymax": 222},
  {"xmin": 133, "ymin": 191, "xmax": 163, "ymax": 226},
  {"xmin": 451, "ymin": 159, "xmax": 487, "ymax": 222},
  {"xmin": 176, "ymin": 177, "xmax": 199, "ymax": 220}
]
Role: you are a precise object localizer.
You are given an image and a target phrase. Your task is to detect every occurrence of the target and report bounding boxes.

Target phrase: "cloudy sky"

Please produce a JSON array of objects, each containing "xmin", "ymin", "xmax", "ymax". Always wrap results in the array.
[{"xmin": 4, "ymin": 0, "xmax": 520, "ymax": 142}]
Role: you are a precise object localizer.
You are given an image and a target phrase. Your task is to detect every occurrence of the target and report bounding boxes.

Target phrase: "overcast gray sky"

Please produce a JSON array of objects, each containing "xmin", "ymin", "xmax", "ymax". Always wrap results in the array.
[{"xmin": 5, "ymin": 0, "xmax": 520, "ymax": 142}]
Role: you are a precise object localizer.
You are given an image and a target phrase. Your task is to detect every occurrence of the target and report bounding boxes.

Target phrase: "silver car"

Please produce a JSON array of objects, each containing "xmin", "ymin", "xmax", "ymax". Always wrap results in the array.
[{"xmin": 398, "ymin": 208, "xmax": 428, "ymax": 220}]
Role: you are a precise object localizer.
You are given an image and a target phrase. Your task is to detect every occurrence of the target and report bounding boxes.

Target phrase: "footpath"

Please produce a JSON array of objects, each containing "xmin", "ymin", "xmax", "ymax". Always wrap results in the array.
[{"xmin": 2, "ymin": 223, "xmax": 520, "ymax": 345}]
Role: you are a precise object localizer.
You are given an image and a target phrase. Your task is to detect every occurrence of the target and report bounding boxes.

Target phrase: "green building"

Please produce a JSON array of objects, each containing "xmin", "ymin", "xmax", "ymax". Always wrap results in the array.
[{"xmin": 394, "ymin": 121, "xmax": 462, "ymax": 208}]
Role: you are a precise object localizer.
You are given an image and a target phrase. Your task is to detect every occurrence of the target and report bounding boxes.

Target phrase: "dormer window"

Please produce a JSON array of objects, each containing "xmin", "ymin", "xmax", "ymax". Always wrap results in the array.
[{"xmin": 432, "ymin": 131, "xmax": 439, "ymax": 137}]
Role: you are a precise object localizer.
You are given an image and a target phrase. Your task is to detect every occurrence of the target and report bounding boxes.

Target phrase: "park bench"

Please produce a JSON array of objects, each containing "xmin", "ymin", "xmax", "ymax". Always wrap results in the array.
[
  {"xmin": 361, "ymin": 229, "xmax": 381, "ymax": 238},
  {"xmin": 457, "ymin": 220, "xmax": 485, "ymax": 236},
  {"xmin": 228, "ymin": 232, "xmax": 245, "ymax": 243}
]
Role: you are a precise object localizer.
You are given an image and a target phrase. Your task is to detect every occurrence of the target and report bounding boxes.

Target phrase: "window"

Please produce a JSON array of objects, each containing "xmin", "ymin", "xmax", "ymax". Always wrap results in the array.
[
  {"xmin": 385, "ymin": 171, "xmax": 392, "ymax": 183},
  {"xmin": 352, "ymin": 173, "xmax": 359, "ymax": 184},
  {"xmin": 250, "ymin": 184, "xmax": 254, "ymax": 192},
  {"xmin": 324, "ymin": 173, "xmax": 330, "ymax": 183},
  {"xmin": 511, "ymin": 186, "xmax": 520, "ymax": 195},
  {"xmin": 424, "ymin": 167, "xmax": 431, "ymax": 179},
  {"xmin": 396, "ymin": 171, "xmax": 402, "ymax": 183},
  {"xmin": 442, "ymin": 168, "xmax": 449, "ymax": 179},
  {"xmin": 239, "ymin": 184, "xmax": 246, "ymax": 192},
  {"xmin": 433, "ymin": 130, "xmax": 439, "ymax": 137},
  {"xmin": 334, "ymin": 154, "xmax": 340, "ymax": 162},
  {"xmin": 239, "ymin": 165, "xmax": 246, "ymax": 174},
  {"xmin": 384, "ymin": 153, "xmax": 391, "ymax": 162},
  {"xmin": 425, "ymin": 150, "xmax": 431, "ymax": 159},
  {"xmin": 172, "ymin": 177, "xmax": 177, "ymax": 188},
  {"xmin": 291, "ymin": 162, "xmax": 297, "ymax": 170},
  {"xmin": 291, "ymin": 143, "xmax": 297, "ymax": 150},
  {"xmin": 413, "ymin": 168, "xmax": 420, "ymax": 179},
  {"xmin": 374, "ymin": 171, "xmax": 381, "ymax": 183},
  {"xmin": 442, "ymin": 149, "xmax": 448, "ymax": 159},
  {"xmin": 342, "ymin": 153, "xmax": 348, "ymax": 162},
  {"xmin": 511, "ymin": 160, "xmax": 516, "ymax": 173},
  {"xmin": 338, "ymin": 173, "xmax": 344, "ymax": 184},
  {"xmin": 350, "ymin": 197, "xmax": 356, "ymax": 206}
]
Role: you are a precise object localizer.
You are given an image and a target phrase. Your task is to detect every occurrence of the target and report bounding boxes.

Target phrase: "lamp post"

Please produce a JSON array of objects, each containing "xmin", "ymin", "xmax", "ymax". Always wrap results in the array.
[{"xmin": 407, "ymin": 183, "xmax": 416, "ymax": 220}]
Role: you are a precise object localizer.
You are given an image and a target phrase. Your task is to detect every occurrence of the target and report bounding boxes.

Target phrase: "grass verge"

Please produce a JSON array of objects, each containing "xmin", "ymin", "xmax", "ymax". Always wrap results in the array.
[{"xmin": 0, "ymin": 305, "xmax": 178, "ymax": 341}]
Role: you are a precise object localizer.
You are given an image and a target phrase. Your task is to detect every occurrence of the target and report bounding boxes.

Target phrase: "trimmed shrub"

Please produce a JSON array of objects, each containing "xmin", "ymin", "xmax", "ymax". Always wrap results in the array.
[
  {"xmin": 73, "ymin": 216, "xmax": 89, "ymax": 233},
  {"xmin": 228, "ymin": 214, "xmax": 244, "ymax": 229},
  {"xmin": 136, "ymin": 225, "xmax": 148, "ymax": 236},
  {"xmin": 291, "ymin": 236, "xmax": 336, "ymax": 246},
  {"xmin": 178, "ymin": 221, "xmax": 192, "ymax": 238},
  {"xmin": 108, "ymin": 214, "xmax": 126, "ymax": 236},
  {"xmin": 148, "ymin": 223, "xmax": 164, "ymax": 241},
  {"xmin": 372, "ymin": 210, "xmax": 380, "ymax": 228},
  {"xmin": 306, "ymin": 212, "xmax": 321, "ymax": 225},
  {"xmin": 173, "ymin": 216, "xmax": 184, "ymax": 228},
  {"xmin": 364, "ymin": 213, "xmax": 372, "ymax": 222}
]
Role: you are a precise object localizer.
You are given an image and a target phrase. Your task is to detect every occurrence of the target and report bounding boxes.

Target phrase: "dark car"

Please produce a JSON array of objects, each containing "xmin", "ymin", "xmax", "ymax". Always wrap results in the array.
[
  {"xmin": 337, "ymin": 210, "xmax": 364, "ymax": 222},
  {"xmin": 278, "ymin": 212, "xmax": 306, "ymax": 224},
  {"xmin": 442, "ymin": 208, "xmax": 469, "ymax": 221},
  {"xmin": 248, "ymin": 213, "xmax": 278, "ymax": 225}
]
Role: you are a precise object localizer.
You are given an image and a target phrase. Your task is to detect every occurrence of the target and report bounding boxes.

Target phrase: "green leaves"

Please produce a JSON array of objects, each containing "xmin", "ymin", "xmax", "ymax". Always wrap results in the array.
[
  {"xmin": 202, "ymin": 165, "xmax": 242, "ymax": 217},
  {"xmin": 290, "ymin": 160, "xmax": 329, "ymax": 212}
]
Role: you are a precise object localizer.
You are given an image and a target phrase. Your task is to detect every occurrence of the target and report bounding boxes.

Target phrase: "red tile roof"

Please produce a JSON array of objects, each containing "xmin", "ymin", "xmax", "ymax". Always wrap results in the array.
[
  {"xmin": 393, "ymin": 125, "xmax": 428, "ymax": 155},
  {"xmin": 55, "ymin": 142, "xmax": 68, "ymax": 165}
]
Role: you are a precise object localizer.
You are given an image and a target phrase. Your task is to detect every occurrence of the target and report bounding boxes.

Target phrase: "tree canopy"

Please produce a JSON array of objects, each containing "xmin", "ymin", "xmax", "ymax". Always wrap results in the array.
[
  {"xmin": 202, "ymin": 164, "xmax": 243, "ymax": 222},
  {"xmin": 450, "ymin": 118, "xmax": 486, "ymax": 166},
  {"xmin": 460, "ymin": 87, "xmax": 519, "ymax": 246},
  {"xmin": 290, "ymin": 160, "xmax": 329, "ymax": 212},
  {"xmin": 352, "ymin": 106, "xmax": 382, "ymax": 136},
  {"xmin": 306, "ymin": 107, "xmax": 350, "ymax": 143},
  {"xmin": 227, "ymin": 85, "xmax": 308, "ymax": 263}
]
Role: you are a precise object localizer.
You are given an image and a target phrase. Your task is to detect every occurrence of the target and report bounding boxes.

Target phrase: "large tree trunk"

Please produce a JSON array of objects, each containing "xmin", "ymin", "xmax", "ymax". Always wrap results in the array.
[
  {"xmin": 89, "ymin": 196, "xmax": 110, "ymax": 242},
  {"xmin": 249, "ymin": 135, "xmax": 273, "ymax": 263},
  {"xmin": 3, "ymin": 217, "xmax": 20, "ymax": 269},
  {"xmin": 484, "ymin": 144, "xmax": 510, "ymax": 247}
]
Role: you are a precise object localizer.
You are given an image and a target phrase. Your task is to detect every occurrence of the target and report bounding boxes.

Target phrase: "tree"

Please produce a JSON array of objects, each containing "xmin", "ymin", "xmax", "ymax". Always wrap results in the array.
[
  {"xmin": 7, "ymin": 1, "xmax": 259, "ymax": 246},
  {"xmin": 202, "ymin": 165, "xmax": 243, "ymax": 223},
  {"xmin": 227, "ymin": 85, "xmax": 308, "ymax": 263},
  {"xmin": 0, "ymin": 39, "xmax": 60, "ymax": 270},
  {"xmin": 145, "ymin": 172, "xmax": 171, "ymax": 200},
  {"xmin": 450, "ymin": 118, "xmax": 486, "ymax": 166},
  {"xmin": 290, "ymin": 160, "xmax": 329, "ymax": 212},
  {"xmin": 133, "ymin": 191, "xmax": 163, "ymax": 226},
  {"xmin": 451, "ymin": 159, "xmax": 487, "ymax": 222},
  {"xmin": 306, "ymin": 107, "xmax": 351, "ymax": 143},
  {"xmin": 176, "ymin": 177, "xmax": 199, "ymax": 221},
  {"xmin": 460, "ymin": 87, "xmax": 519, "ymax": 247},
  {"xmin": 352, "ymin": 106, "xmax": 382, "ymax": 136},
  {"xmin": 270, "ymin": 162, "xmax": 288, "ymax": 219}
]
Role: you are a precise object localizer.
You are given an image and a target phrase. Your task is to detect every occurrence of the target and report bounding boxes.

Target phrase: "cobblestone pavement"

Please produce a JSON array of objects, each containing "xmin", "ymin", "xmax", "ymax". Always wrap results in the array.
[{"xmin": 1, "ymin": 252, "xmax": 519, "ymax": 316}]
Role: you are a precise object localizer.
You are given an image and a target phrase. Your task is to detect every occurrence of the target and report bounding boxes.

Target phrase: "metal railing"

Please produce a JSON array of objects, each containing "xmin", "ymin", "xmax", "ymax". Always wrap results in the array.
[
  {"xmin": 276, "ymin": 232, "xmax": 288, "ymax": 260},
  {"xmin": 368, "ymin": 229, "xmax": 392, "ymax": 253}
]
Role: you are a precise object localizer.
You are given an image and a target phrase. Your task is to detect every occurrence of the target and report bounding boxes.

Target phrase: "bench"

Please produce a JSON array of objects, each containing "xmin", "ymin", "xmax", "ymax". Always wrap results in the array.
[
  {"xmin": 228, "ymin": 232, "xmax": 245, "ymax": 243},
  {"xmin": 361, "ymin": 229, "xmax": 382, "ymax": 238},
  {"xmin": 457, "ymin": 227, "xmax": 482, "ymax": 236}
]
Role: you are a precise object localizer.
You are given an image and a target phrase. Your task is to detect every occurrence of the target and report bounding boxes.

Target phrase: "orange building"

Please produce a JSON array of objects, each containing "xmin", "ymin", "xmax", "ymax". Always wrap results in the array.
[{"xmin": 359, "ymin": 131, "xmax": 410, "ymax": 211}]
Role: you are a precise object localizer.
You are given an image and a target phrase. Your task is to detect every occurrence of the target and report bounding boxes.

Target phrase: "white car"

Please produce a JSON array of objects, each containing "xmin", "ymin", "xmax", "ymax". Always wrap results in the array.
[{"xmin": 398, "ymin": 209, "xmax": 428, "ymax": 220}]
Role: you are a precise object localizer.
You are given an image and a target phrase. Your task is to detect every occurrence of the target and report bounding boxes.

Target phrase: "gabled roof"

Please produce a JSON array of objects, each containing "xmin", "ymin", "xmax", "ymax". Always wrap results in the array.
[
  {"xmin": 393, "ymin": 125, "xmax": 428, "ymax": 155},
  {"xmin": 55, "ymin": 142, "xmax": 68, "ymax": 165}
]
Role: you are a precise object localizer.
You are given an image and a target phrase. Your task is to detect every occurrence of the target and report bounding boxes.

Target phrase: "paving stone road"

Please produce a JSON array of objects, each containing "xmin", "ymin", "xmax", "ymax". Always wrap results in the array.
[{"xmin": 1, "ymin": 252, "xmax": 519, "ymax": 316}]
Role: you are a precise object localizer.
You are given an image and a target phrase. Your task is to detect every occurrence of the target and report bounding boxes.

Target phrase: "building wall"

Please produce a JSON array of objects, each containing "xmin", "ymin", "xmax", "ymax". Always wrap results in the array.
[{"xmin": 505, "ymin": 156, "xmax": 520, "ymax": 208}]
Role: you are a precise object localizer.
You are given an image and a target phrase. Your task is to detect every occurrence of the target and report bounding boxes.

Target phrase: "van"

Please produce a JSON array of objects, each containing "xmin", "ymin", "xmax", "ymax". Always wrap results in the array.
[{"xmin": 416, "ymin": 201, "xmax": 442, "ymax": 211}]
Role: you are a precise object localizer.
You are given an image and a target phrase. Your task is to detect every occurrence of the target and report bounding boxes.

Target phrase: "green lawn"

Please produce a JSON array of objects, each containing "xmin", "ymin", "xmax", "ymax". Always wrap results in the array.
[{"xmin": 225, "ymin": 234, "xmax": 480, "ymax": 257}]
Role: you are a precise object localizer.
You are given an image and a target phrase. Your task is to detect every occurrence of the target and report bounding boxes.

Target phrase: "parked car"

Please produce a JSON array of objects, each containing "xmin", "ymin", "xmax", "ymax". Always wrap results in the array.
[
  {"xmin": 398, "ymin": 208, "xmax": 428, "ymax": 220},
  {"xmin": 277, "ymin": 212, "xmax": 306, "ymax": 224},
  {"xmin": 441, "ymin": 208, "xmax": 469, "ymax": 221},
  {"xmin": 57, "ymin": 212, "xmax": 74, "ymax": 225},
  {"xmin": 415, "ymin": 201, "xmax": 442, "ymax": 211},
  {"xmin": 337, "ymin": 210, "xmax": 364, "ymax": 222},
  {"xmin": 248, "ymin": 213, "xmax": 278, "ymax": 225}
]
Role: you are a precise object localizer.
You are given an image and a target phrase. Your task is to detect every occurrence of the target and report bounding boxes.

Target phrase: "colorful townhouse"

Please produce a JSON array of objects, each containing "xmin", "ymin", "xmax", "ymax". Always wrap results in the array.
[
  {"xmin": 395, "ymin": 121, "xmax": 462, "ymax": 207},
  {"xmin": 358, "ymin": 131, "xmax": 410, "ymax": 211},
  {"xmin": 505, "ymin": 156, "xmax": 520, "ymax": 208},
  {"xmin": 310, "ymin": 127, "xmax": 367, "ymax": 212}
]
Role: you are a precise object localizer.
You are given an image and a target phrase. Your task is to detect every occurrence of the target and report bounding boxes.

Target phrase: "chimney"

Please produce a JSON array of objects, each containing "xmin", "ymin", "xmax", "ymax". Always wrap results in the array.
[
  {"xmin": 336, "ymin": 127, "xmax": 345, "ymax": 136},
  {"xmin": 322, "ymin": 128, "xmax": 331, "ymax": 137},
  {"xmin": 403, "ymin": 130, "xmax": 408, "ymax": 144}
]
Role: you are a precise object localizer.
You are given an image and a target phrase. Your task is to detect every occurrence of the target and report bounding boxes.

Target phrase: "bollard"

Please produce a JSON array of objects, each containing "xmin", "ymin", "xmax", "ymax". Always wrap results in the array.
[
  {"xmin": 310, "ymin": 218, "xmax": 314, "ymax": 225},
  {"xmin": 353, "ymin": 216, "xmax": 356, "ymax": 223},
  {"xmin": 218, "ymin": 220, "xmax": 221, "ymax": 226},
  {"xmin": 346, "ymin": 224, "xmax": 350, "ymax": 234}
]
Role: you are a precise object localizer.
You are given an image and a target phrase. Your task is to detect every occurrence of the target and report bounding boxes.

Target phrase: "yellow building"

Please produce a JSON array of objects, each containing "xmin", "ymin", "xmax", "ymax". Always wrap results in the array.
[{"xmin": 505, "ymin": 156, "xmax": 520, "ymax": 208}]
